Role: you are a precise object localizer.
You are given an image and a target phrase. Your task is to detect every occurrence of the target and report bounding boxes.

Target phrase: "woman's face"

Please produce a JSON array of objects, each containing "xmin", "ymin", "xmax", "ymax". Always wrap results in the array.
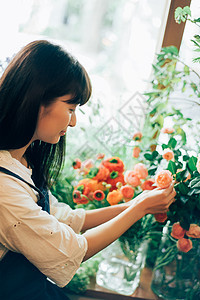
[{"xmin": 33, "ymin": 94, "xmax": 77, "ymax": 144}]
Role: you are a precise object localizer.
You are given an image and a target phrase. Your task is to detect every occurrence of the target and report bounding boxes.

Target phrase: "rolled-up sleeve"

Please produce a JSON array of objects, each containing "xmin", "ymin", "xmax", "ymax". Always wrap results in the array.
[
  {"xmin": 0, "ymin": 183, "xmax": 88, "ymax": 287},
  {"xmin": 49, "ymin": 192, "xmax": 86, "ymax": 234}
]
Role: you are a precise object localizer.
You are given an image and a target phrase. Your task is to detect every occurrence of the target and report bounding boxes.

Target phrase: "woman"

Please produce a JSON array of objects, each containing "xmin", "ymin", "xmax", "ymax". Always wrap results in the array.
[{"xmin": 0, "ymin": 40, "xmax": 176, "ymax": 300}]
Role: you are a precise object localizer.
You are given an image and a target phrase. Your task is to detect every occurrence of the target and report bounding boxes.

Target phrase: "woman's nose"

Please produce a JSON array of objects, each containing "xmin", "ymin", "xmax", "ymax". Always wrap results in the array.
[{"xmin": 69, "ymin": 112, "xmax": 77, "ymax": 127}]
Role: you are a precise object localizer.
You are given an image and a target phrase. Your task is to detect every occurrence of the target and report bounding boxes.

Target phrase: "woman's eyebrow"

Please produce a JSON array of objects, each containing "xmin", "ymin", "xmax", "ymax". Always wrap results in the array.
[{"xmin": 62, "ymin": 97, "xmax": 77, "ymax": 103}]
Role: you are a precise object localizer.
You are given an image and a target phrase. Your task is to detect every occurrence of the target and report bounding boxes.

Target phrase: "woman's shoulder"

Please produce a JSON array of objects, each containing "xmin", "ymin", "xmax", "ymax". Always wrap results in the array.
[
  {"xmin": 0, "ymin": 151, "xmax": 38, "ymax": 203},
  {"xmin": 0, "ymin": 150, "xmax": 33, "ymax": 181}
]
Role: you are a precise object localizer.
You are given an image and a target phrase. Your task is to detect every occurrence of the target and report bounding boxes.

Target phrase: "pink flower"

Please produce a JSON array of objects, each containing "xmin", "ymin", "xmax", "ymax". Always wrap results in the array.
[
  {"xmin": 161, "ymin": 127, "xmax": 175, "ymax": 134},
  {"xmin": 186, "ymin": 224, "xmax": 200, "ymax": 238},
  {"xmin": 132, "ymin": 146, "xmax": 141, "ymax": 158},
  {"xmin": 133, "ymin": 163, "xmax": 148, "ymax": 180},
  {"xmin": 162, "ymin": 148, "xmax": 174, "ymax": 161},
  {"xmin": 177, "ymin": 238, "xmax": 193, "ymax": 253},
  {"xmin": 124, "ymin": 170, "xmax": 141, "ymax": 187},
  {"xmin": 155, "ymin": 170, "xmax": 173, "ymax": 189},
  {"xmin": 80, "ymin": 159, "xmax": 94, "ymax": 174}
]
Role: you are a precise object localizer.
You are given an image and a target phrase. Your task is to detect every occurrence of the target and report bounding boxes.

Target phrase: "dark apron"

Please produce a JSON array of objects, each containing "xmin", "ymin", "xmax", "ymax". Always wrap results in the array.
[{"xmin": 0, "ymin": 167, "xmax": 70, "ymax": 300}]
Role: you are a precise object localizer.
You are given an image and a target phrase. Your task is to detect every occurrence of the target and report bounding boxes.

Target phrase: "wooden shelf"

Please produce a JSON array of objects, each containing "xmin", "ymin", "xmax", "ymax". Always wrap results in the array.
[{"xmin": 66, "ymin": 268, "xmax": 162, "ymax": 300}]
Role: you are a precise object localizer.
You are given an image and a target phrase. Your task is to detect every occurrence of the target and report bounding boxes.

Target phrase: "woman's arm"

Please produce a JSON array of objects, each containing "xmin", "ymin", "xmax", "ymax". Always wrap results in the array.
[
  {"xmin": 81, "ymin": 202, "xmax": 128, "ymax": 232},
  {"xmin": 83, "ymin": 184, "xmax": 176, "ymax": 261}
]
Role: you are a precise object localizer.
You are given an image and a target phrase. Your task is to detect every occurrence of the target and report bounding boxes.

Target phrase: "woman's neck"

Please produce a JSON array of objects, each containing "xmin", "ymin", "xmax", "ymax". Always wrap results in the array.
[{"xmin": 9, "ymin": 145, "xmax": 30, "ymax": 168}]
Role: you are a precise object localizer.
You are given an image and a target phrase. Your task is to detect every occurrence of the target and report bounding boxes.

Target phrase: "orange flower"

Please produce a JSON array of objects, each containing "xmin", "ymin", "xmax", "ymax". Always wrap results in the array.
[
  {"xmin": 171, "ymin": 222, "xmax": 186, "ymax": 239},
  {"xmin": 74, "ymin": 195, "xmax": 89, "ymax": 204},
  {"xmin": 73, "ymin": 190, "xmax": 81, "ymax": 201},
  {"xmin": 132, "ymin": 146, "xmax": 141, "ymax": 158},
  {"xmin": 96, "ymin": 153, "xmax": 105, "ymax": 160},
  {"xmin": 107, "ymin": 190, "xmax": 123, "ymax": 205},
  {"xmin": 73, "ymin": 190, "xmax": 89, "ymax": 204},
  {"xmin": 124, "ymin": 171, "xmax": 141, "ymax": 187},
  {"xmin": 120, "ymin": 185, "xmax": 134, "ymax": 200},
  {"xmin": 92, "ymin": 166, "xmax": 110, "ymax": 182},
  {"xmin": 141, "ymin": 179, "xmax": 156, "ymax": 190},
  {"xmin": 186, "ymin": 224, "xmax": 200, "ymax": 238},
  {"xmin": 177, "ymin": 238, "xmax": 193, "ymax": 253},
  {"xmin": 93, "ymin": 190, "xmax": 105, "ymax": 201},
  {"xmin": 76, "ymin": 178, "xmax": 107, "ymax": 192},
  {"xmin": 162, "ymin": 148, "xmax": 174, "ymax": 161},
  {"xmin": 155, "ymin": 170, "xmax": 173, "ymax": 189},
  {"xmin": 106, "ymin": 172, "xmax": 125, "ymax": 191},
  {"xmin": 161, "ymin": 127, "xmax": 175, "ymax": 134},
  {"xmin": 101, "ymin": 157, "xmax": 124, "ymax": 173},
  {"xmin": 133, "ymin": 163, "xmax": 148, "ymax": 179},
  {"xmin": 154, "ymin": 213, "xmax": 168, "ymax": 223},
  {"xmin": 133, "ymin": 132, "xmax": 142, "ymax": 141},
  {"xmin": 196, "ymin": 156, "xmax": 200, "ymax": 174},
  {"xmin": 72, "ymin": 158, "xmax": 81, "ymax": 169}
]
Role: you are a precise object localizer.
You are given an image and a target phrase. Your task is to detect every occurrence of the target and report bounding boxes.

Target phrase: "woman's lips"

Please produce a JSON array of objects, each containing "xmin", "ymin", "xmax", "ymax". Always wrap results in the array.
[{"xmin": 60, "ymin": 130, "xmax": 66, "ymax": 136}]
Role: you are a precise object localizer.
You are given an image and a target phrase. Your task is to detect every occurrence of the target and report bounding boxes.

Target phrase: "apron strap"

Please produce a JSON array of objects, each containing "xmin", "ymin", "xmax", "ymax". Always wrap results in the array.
[{"xmin": 0, "ymin": 166, "xmax": 49, "ymax": 212}]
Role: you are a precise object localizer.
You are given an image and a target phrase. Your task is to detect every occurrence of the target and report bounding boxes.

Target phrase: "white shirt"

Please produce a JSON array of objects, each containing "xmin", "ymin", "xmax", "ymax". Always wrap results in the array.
[{"xmin": 0, "ymin": 150, "xmax": 87, "ymax": 287}]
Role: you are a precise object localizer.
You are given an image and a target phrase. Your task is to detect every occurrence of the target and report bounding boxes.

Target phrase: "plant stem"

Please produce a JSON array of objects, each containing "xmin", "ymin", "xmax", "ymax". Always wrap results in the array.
[{"xmin": 176, "ymin": 57, "xmax": 200, "ymax": 80}]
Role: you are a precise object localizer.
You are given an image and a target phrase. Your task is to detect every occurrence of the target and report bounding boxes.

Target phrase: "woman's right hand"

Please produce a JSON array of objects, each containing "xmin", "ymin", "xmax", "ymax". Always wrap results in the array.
[{"xmin": 133, "ymin": 183, "xmax": 176, "ymax": 215}]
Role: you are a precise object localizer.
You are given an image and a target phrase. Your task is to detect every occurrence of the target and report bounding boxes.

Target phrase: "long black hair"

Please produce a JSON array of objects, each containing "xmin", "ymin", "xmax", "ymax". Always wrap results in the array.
[{"xmin": 0, "ymin": 40, "xmax": 92, "ymax": 187}]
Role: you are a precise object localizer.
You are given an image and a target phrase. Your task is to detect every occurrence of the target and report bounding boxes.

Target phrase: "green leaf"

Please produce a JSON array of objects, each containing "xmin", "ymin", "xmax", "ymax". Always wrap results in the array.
[
  {"xmin": 188, "ymin": 156, "xmax": 197, "ymax": 172},
  {"xmin": 177, "ymin": 182, "xmax": 189, "ymax": 195},
  {"xmin": 194, "ymin": 18, "xmax": 200, "ymax": 23},
  {"xmin": 180, "ymin": 218, "xmax": 190, "ymax": 231},
  {"xmin": 152, "ymin": 151, "xmax": 159, "ymax": 159},
  {"xmin": 167, "ymin": 161, "xmax": 177, "ymax": 175},
  {"xmin": 194, "ymin": 34, "xmax": 200, "ymax": 42},
  {"xmin": 87, "ymin": 167, "xmax": 99, "ymax": 178},
  {"xmin": 193, "ymin": 57, "xmax": 200, "ymax": 63},
  {"xmin": 167, "ymin": 137, "xmax": 177, "ymax": 149},
  {"xmin": 162, "ymin": 144, "xmax": 168, "ymax": 150},
  {"xmin": 183, "ymin": 6, "xmax": 191, "ymax": 17},
  {"xmin": 183, "ymin": 155, "xmax": 190, "ymax": 161},
  {"xmin": 176, "ymin": 170, "xmax": 187, "ymax": 182},
  {"xmin": 190, "ymin": 82, "xmax": 197, "ymax": 92},
  {"xmin": 182, "ymin": 80, "xmax": 187, "ymax": 92},
  {"xmin": 148, "ymin": 166, "xmax": 157, "ymax": 176},
  {"xmin": 174, "ymin": 7, "xmax": 183, "ymax": 20},
  {"xmin": 144, "ymin": 153, "xmax": 153, "ymax": 161},
  {"xmin": 162, "ymin": 46, "xmax": 178, "ymax": 56},
  {"xmin": 184, "ymin": 65, "xmax": 190, "ymax": 75}
]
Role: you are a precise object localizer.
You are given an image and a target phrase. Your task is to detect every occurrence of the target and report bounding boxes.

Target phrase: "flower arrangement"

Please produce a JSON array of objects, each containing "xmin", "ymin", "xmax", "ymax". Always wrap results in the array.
[
  {"xmin": 142, "ymin": 132, "xmax": 200, "ymax": 298},
  {"xmin": 149, "ymin": 148, "xmax": 200, "ymax": 252},
  {"xmin": 72, "ymin": 153, "xmax": 156, "ymax": 209}
]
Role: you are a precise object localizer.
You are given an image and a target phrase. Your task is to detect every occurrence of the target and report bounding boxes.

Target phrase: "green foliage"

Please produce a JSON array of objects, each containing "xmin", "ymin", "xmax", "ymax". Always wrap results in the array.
[
  {"xmin": 175, "ymin": 6, "xmax": 191, "ymax": 24},
  {"xmin": 64, "ymin": 266, "xmax": 90, "ymax": 294}
]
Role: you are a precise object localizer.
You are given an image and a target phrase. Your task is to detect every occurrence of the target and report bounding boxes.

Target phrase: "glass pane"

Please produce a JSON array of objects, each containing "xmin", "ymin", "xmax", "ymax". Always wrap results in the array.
[
  {"xmin": 0, "ymin": 0, "xmax": 168, "ymax": 99},
  {"xmin": 172, "ymin": 0, "xmax": 200, "ymax": 120},
  {"xmin": 0, "ymin": 0, "xmax": 169, "ymax": 156}
]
